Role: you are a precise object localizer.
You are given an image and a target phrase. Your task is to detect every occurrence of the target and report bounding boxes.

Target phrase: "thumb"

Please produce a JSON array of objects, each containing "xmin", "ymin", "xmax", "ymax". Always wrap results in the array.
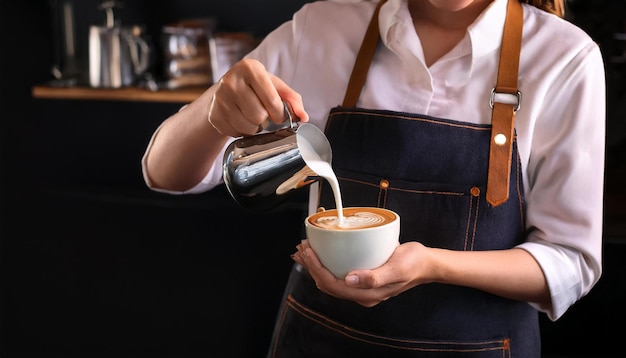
[{"xmin": 345, "ymin": 265, "xmax": 397, "ymax": 289}]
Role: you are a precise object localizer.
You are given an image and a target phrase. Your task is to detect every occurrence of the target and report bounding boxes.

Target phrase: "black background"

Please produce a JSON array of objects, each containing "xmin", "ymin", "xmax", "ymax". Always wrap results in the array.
[{"xmin": 1, "ymin": 1, "xmax": 625, "ymax": 357}]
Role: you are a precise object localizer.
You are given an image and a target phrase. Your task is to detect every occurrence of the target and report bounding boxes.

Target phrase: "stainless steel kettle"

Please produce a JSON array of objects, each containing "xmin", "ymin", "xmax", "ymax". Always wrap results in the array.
[
  {"xmin": 223, "ymin": 102, "xmax": 333, "ymax": 212},
  {"xmin": 88, "ymin": 1, "xmax": 150, "ymax": 88}
]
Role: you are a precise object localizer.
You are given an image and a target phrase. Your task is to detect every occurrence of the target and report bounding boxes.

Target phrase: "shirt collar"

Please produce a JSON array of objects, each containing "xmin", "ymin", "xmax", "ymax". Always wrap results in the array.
[
  {"xmin": 378, "ymin": 0, "xmax": 510, "ymax": 62},
  {"xmin": 468, "ymin": 0, "xmax": 508, "ymax": 59}
]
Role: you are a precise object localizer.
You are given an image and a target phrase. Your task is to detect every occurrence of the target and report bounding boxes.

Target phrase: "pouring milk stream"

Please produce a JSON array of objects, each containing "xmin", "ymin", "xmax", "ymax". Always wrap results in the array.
[
  {"xmin": 298, "ymin": 124, "xmax": 391, "ymax": 230},
  {"xmin": 223, "ymin": 103, "xmax": 387, "ymax": 229},
  {"xmin": 296, "ymin": 124, "xmax": 345, "ymax": 225}
]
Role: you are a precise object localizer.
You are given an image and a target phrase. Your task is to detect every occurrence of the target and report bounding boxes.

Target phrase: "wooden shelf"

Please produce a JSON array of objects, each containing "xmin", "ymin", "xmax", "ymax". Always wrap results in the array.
[{"xmin": 32, "ymin": 85, "xmax": 206, "ymax": 103}]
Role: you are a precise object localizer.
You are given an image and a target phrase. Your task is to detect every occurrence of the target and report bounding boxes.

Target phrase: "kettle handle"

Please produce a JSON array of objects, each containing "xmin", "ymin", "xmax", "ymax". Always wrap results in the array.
[
  {"xmin": 125, "ymin": 31, "xmax": 151, "ymax": 75},
  {"xmin": 98, "ymin": 1, "xmax": 124, "ymax": 28}
]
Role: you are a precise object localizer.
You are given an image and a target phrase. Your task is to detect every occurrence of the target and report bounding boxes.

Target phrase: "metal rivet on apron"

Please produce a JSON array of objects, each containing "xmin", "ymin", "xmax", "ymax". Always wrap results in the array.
[
  {"xmin": 470, "ymin": 187, "xmax": 481, "ymax": 197},
  {"xmin": 316, "ymin": 207, "xmax": 325, "ymax": 213},
  {"xmin": 379, "ymin": 179, "xmax": 389, "ymax": 189},
  {"xmin": 494, "ymin": 133, "xmax": 507, "ymax": 146}
]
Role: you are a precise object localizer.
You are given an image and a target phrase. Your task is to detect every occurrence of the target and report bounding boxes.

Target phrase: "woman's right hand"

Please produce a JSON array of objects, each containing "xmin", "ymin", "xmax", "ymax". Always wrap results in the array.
[
  {"xmin": 143, "ymin": 59, "xmax": 308, "ymax": 192},
  {"xmin": 208, "ymin": 58, "xmax": 309, "ymax": 138}
]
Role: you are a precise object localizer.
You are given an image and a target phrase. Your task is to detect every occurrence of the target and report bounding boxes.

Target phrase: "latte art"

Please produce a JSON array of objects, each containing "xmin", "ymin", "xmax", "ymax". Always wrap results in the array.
[
  {"xmin": 315, "ymin": 211, "xmax": 387, "ymax": 230},
  {"xmin": 309, "ymin": 207, "xmax": 397, "ymax": 231}
]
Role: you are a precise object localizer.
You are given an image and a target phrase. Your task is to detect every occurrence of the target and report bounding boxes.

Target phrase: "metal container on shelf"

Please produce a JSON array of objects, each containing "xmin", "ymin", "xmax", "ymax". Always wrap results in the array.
[
  {"xmin": 49, "ymin": 0, "xmax": 81, "ymax": 86},
  {"xmin": 210, "ymin": 32, "xmax": 256, "ymax": 82},
  {"xmin": 162, "ymin": 18, "xmax": 215, "ymax": 88},
  {"xmin": 88, "ymin": 1, "xmax": 151, "ymax": 88}
]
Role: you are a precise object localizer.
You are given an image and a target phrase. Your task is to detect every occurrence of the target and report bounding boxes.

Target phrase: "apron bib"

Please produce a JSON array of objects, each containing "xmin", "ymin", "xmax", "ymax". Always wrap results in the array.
[{"xmin": 268, "ymin": 1, "xmax": 539, "ymax": 356}]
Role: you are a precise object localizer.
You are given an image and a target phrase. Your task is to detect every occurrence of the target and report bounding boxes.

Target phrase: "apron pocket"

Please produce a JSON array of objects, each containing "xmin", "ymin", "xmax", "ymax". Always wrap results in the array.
[
  {"xmin": 319, "ymin": 169, "xmax": 482, "ymax": 250},
  {"xmin": 270, "ymin": 294, "xmax": 511, "ymax": 358}
]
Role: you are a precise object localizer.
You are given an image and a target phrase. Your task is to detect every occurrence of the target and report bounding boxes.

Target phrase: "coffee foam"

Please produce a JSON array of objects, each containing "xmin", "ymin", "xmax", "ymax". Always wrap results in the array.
[{"xmin": 309, "ymin": 208, "xmax": 396, "ymax": 230}]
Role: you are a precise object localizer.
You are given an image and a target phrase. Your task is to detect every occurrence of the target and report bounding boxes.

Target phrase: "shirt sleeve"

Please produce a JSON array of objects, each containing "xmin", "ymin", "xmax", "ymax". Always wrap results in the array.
[
  {"xmin": 140, "ymin": 105, "xmax": 235, "ymax": 195},
  {"xmin": 141, "ymin": 6, "xmax": 309, "ymax": 195},
  {"xmin": 517, "ymin": 42, "xmax": 605, "ymax": 321}
]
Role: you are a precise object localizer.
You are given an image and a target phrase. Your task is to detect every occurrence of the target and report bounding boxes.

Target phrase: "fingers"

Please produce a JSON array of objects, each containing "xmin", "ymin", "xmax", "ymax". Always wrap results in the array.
[
  {"xmin": 209, "ymin": 60, "xmax": 275, "ymax": 137},
  {"xmin": 209, "ymin": 93, "xmax": 265, "ymax": 137},
  {"xmin": 208, "ymin": 94, "xmax": 256, "ymax": 137},
  {"xmin": 344, "ymin": 269, "xmax": 391, "ymax": 290},
  {"xmin": 290, "ymin": 240, "xmax": 410, "ymax": 307},
  {"xmin": 208, "ymin": 59, "xmax": 308, "ymax": 138},
  {"xmin": 344, "ymin": 263, "xmax": 407, "ymax": 291},
  {"xmin": 291, "ymin": 241, "xmax": 340, "ymax": 286},
  {"xmin": 271, "ymin": 75, "xmax": 309, "ymax": 123},
  {"xmin": 291, "ymin": 240, "xmax": 316, "ymax": 268},
  {"xmin": 290, "ymin": 242, "xmax": 412, "ymax": 307}
]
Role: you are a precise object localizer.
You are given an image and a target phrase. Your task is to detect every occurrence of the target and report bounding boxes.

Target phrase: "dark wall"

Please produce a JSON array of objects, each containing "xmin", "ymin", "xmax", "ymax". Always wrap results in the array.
[
  {"xmin": 0, "ymin": 1, "xmax": 311, "ymax": 357},
  {"xmin": 1, "ymin": 1, "xmax": 626, "ymax": 358}
]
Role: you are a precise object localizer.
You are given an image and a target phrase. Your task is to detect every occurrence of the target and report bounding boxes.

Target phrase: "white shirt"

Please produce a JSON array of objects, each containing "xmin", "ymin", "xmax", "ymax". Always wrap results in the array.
[{"xmin": 142, "ymin": 0, "xmax": 605, "ymax": 321}]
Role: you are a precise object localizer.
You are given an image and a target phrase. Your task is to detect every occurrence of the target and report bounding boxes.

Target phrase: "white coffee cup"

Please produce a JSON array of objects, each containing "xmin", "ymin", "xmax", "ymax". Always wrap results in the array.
[{"xmin": 305, "ymin": 207, "xmax": 400, "ymax": 279}]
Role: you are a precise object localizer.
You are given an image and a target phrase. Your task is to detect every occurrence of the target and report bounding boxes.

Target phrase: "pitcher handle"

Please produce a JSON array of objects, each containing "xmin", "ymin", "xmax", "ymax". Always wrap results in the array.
[
  {"xmin": 258, "ymin": 101, "xmax": 300, "ymax": 133},
  {"xmin": 126, "ymin": 32, "xmax": 151, "ymax": 76}
]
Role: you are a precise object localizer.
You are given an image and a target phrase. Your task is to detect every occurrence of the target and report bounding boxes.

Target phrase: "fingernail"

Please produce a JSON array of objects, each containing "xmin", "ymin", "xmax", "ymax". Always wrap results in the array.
[{"xmin": 346, "ymin": 275, "xmax": 359, "ymax": 285}]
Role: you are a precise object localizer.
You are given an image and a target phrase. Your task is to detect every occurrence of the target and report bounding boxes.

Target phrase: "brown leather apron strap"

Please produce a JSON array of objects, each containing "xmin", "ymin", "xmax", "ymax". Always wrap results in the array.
[
  {"xmin": 341, "ymin": 0, "xmax": 523, "ymax": 206},
  {"xmin": 342, "ymin": 0, "xmax": 387, "ymax": 108},
  {"xmin": 486, "ymin": 0, "xmax": 523, "ymax": 206}
]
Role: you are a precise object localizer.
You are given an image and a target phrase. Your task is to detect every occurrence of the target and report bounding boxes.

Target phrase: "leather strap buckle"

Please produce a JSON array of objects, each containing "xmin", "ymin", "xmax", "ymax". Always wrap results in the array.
[{"xmin": 489, "ymin": 88, "xmax": 521, "ymax": 113}]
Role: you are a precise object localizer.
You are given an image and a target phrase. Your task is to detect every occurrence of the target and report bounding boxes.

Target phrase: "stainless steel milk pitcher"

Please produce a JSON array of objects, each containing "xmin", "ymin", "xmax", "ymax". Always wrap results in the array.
[
  {"xmin": 223, "ymin": 102, "xmax": 332, "ymax": 211},
  {"xmin": 89, "ymin": 1, "xmax": 151, "ymax": 88}
]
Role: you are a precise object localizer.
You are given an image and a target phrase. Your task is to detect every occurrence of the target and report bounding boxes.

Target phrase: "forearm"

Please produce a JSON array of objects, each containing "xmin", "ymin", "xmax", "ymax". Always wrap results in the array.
[
  {"xmin": 144, "ymin": 87, "xmax": 229, "ymax": 191},
  {"xmin": 430, "ymin": 247, "xmax": 551, "ymax": 304}
]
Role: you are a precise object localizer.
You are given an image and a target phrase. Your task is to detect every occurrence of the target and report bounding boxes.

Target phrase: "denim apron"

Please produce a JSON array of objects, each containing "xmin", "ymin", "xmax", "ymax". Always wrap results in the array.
[{"xmin": 268, "ymin": 1, "xmax": 540, "ymax": 356}]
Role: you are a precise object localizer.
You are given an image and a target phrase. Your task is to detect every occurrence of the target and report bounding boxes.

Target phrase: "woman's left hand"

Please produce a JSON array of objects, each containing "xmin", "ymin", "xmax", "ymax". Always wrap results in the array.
[{"xmin": 291, "ymin": 240, "xmax": 433, "ymax": 307}]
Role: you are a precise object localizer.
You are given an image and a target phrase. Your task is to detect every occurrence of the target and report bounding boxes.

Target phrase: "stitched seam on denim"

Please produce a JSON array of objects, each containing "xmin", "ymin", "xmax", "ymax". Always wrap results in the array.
[
  {"xmin": 271, "ymin": 297, "xmax": 293, "ymax": 358},
  {"xmin": 464, "ymin": 198, "xmax": 471, "ymax": 250},
  {"xmin": 389, "ymin": 187, "xmax": 465, "ymax": 196},
  {"xmin": 471, "ymin": 194, "xmax": 481, "ymax": 251},
  {"xmin": 286, "ymin": 295, "xmax": 510, "ymax": 352},
  {"xmin": 339, "ymin": 177, "xmax": 469, "ymax": 198},
  {"xmin": 339, "ymin": 177, "xmax": 466, "ymax": 197},
  {"xmin": 379, "ymin": 182, "xmax": 388, "ymax": 207},
  {"xmin": 338, "ymin": 177, "xmax": 378, "ymax": 189},
  {"xmin": 329, "ymin": 110, "xmax": 493, "ymax": 132}
]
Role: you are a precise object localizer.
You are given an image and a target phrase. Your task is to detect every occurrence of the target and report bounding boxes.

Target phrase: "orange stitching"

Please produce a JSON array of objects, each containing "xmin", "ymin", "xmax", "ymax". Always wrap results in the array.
[
  {"xmin": 471, "ymin": 194, "xmax": 481, "ymax": 251},
  {"xmin": 378, "ymin": 179, "xmax": 388, "ymax": 207},
  {"xmin": 464, "ymin": 194, "xmax": 473, "ymax": 251},
  {"xmin": 338, "ymin": 176, "xmax": 379, "ymax": 188},
  {"xmin": 389, "ymin": 187, "xmax": 465, "ymax": 196},
  {"xmin": 329, "ymin": 110, "xmax": 492, "ymax": 132},
  {"xmin": 338, "ymin": 177, "xmax": 465, "ymax": 197},
  {"xmin": 270, "ymin": 297, "xmax": 292, "ymax": 358},
  {"xmin": 284, "ymin": 295, "xmax": 510, "ymax": 353}
]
